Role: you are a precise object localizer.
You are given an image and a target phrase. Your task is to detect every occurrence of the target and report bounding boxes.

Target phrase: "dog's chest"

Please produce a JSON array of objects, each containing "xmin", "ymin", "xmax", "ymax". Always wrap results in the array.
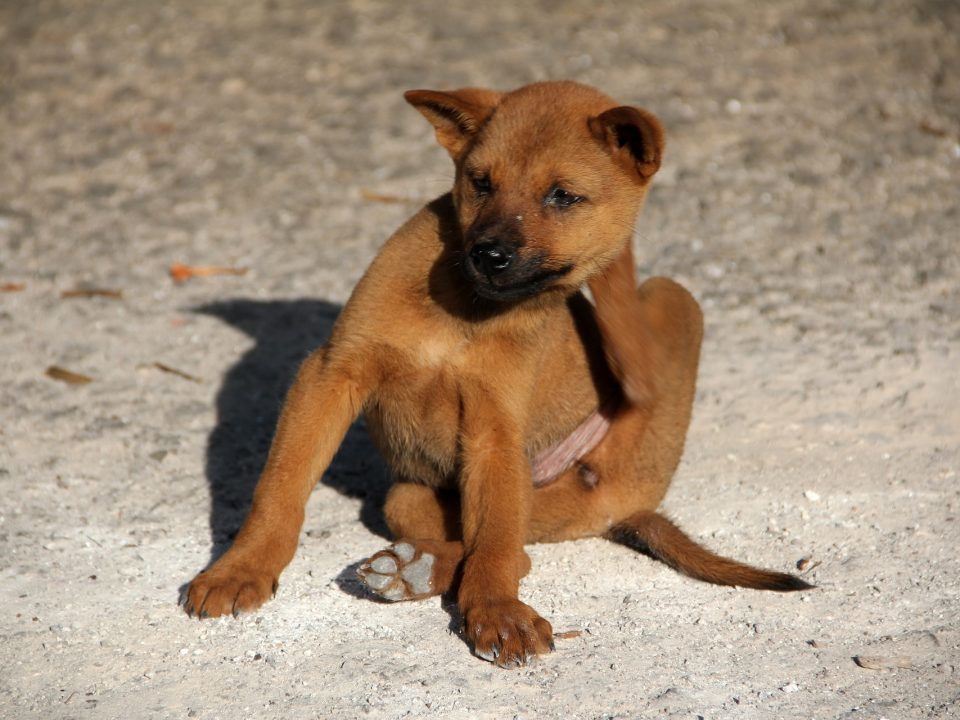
[
  {"xmin": 363, "ymin": 336, "xmax": 472, "ymax": 484},
  {"xmin": 415, "ymin": 334, "xmax": 469, "ymax": 369}
]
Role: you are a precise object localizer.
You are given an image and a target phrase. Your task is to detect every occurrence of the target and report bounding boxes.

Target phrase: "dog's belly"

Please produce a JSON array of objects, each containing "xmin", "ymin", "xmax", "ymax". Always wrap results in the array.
[{"xmin": 363, "ymin": 369, "xmax": 602, "ymax": 489}]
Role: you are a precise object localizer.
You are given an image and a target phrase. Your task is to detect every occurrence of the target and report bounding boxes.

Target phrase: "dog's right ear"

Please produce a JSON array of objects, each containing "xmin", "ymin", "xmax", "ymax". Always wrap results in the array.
[{"xmin": 404, "ymin": 88, "xmax": 502, "ymax": 160}]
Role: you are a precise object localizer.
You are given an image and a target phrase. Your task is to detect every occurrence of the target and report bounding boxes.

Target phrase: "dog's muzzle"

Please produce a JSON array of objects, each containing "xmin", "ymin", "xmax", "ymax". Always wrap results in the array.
[
  {"xmin": 468, "ymin": 241, "xmax": 515, "ymax": 277},
  {"xmin": 463, "ymin": 240, "xmax": 572, "ymax": 302}
]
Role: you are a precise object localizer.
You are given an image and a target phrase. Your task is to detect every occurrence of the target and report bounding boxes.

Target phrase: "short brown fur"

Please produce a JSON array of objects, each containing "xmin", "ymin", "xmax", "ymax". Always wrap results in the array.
[{"xmin": 183, "ymin": 81, "xmax": 810, "ymax": 667}]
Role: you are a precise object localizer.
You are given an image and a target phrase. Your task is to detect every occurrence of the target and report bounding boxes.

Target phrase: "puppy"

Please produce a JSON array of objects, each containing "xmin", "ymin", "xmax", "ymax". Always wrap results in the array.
[{"xmin": 183, "ymin": 81, "xmax": 810, "ymax": 667}]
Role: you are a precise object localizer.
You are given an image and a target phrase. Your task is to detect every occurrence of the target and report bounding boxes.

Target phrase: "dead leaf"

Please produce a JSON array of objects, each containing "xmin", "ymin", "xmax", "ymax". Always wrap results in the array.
[
  {"xmin": 61, "ymin": 288, "xmax": 124, "ymax": 299},
  {"xmin": 853, "ymin": 655, "xmax": 913, "ymax": 670},
  {"xmin": 170, "ymin": 263, "xmax": 248, "ymax": 283},
  {"xmin": 46, "ymin": 366, "xmax": 93, "ymax": 385},
  {"xmin": 141, "ymin": 120, "xmax": 175, "ymax": 135},
  {"xmin": 918, "ymin": 121, "xmax": 949, "ymax": 138},
  {"xmin": 360, "ymin": 189, "xmax": 419, "ymax": 204},
  {"xmin": 153, "ymin": 362, "xmax": 200, "ymax": 383},
  {"xmin": 554, "ymin": 630, "xmax": 583, "ymax": 640},
  {"xmin": 1, "ymin": 283, "xmax": 26, "ymax": 292}
]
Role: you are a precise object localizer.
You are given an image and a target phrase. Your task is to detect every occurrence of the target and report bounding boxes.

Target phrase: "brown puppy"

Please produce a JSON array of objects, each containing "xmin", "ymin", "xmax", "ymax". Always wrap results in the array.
[{"xmin": 183, "ymin": 81, "xmax": 810, "ymax": 667}]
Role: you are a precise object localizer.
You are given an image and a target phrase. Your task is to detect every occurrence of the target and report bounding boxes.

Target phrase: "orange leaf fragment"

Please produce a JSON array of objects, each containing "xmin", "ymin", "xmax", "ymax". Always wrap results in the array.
[
  {"xmin": 360, "ymin": 189, "xmax": 421, "ymax": 204},
  {"xmin": 169, "ymin": 263, "xmax": 248, "ymax": 283},
  {"xmin": 1, "ymin": 283, "xmax": 26, "ymax": 292}
]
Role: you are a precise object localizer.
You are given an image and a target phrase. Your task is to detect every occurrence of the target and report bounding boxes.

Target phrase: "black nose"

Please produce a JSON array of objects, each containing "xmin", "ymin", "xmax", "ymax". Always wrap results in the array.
[{"xmin": 469, "ymin": 241, "xmax": 514, "ymax": 276}]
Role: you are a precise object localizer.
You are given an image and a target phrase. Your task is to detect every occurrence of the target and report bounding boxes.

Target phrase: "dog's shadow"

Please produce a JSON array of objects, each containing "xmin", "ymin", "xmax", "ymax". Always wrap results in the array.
[{"xmin": 191, "ymin": 298, "xmax": 392, "ymax": 573}]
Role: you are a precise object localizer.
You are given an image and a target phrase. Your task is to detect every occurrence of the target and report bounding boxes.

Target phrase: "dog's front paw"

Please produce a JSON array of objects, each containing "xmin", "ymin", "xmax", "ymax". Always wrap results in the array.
[
  {"xmin": 464, "ymin": 599, "xmax": 554, "ymax": 668},
  {"xmin": 357, "ymin": 542, "xmax": 437, "ymax": 601},
  {"xmin": 182, "ymin": 562, "xmax": 278, "ymax": 618}
]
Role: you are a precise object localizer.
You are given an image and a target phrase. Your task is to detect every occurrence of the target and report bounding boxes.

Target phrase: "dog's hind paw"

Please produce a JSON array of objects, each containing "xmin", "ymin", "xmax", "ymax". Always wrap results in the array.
[{"xmin": 357, "ymin": 542, "xmax": 437, "ymax": 601}]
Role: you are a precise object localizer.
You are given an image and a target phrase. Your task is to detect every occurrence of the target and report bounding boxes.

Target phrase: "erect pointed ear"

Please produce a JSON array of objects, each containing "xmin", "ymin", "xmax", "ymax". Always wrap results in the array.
[
  {"xmin": 588, "ymin": 106, "xmax": 665, "ymax": 182},
  {"xmin": 404, "ymin": 87, "xmax": 502, "ymax": 160}
]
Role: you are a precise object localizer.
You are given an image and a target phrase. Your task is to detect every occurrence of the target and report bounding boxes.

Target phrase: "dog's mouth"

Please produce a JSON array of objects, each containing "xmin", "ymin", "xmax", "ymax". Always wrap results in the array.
[{"xmin": 462, "ymin": 256, "xmax": 574, "ymax": 302}]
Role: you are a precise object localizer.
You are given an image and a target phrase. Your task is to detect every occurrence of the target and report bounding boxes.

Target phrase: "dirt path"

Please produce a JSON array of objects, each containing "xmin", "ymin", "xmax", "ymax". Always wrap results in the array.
[{"xmin": 1, "ymin": 1, "xmax": 958, "ymax": 718}]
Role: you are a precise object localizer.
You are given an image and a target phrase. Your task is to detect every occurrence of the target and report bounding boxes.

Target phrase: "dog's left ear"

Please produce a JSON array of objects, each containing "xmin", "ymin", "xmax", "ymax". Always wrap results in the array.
[
  {"xmin": 404, "ymin": 88, "xmax": 502, "ymax": 160},
  {"xmin": 588, "ymin": 107, "xmax": 665, "ymax": 183}
]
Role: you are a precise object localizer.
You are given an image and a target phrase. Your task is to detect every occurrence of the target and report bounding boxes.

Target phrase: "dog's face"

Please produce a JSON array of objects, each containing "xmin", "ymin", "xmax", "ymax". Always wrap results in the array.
[{"xmin": 406, "ymin": 81, "xmax": 665, "ymax": 302}]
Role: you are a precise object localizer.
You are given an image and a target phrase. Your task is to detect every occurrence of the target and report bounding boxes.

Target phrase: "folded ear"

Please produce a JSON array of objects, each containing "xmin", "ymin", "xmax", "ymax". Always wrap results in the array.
[
  {"xmin": 588, "ymin": 106, "xmax": 665, "ymax": 182},
  {"xmin": 404, "ymin": 88, "xmax": 502, "ymax": 160}
]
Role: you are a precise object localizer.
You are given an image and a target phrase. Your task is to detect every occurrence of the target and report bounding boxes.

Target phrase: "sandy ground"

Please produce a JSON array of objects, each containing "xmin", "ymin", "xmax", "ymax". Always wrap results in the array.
[{"xmin": 1, "ymin": 1, "xmax": 959, "ymax": 718}]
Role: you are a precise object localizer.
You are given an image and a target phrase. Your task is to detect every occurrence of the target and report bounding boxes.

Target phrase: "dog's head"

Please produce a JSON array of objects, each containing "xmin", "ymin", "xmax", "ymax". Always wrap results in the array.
[{"xmin": 406, "ymin": 81, "xmax": 664, "ymax": 303}]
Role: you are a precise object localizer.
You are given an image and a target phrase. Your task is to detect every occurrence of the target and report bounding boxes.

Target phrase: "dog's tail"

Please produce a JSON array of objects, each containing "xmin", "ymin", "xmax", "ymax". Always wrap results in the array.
[{"xmin": 606, "ymin": 510, "xmax": 813, "ymax": 591}]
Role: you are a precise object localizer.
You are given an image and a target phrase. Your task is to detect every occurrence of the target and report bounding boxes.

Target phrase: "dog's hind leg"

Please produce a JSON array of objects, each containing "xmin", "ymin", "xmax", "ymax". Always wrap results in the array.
[
  {"xmin": 584, "ymin": 268, "xmax": 811, "ymax": 591},
  {"xmin": 527, "ymin": 269, "xmax": 704, "ymax": 543}
]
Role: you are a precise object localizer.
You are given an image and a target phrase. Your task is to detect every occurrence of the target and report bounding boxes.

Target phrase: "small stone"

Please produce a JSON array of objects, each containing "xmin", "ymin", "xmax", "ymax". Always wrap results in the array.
[{"xmin": 220, "ymin": 78, "xmax": 246, "ymax": 96}]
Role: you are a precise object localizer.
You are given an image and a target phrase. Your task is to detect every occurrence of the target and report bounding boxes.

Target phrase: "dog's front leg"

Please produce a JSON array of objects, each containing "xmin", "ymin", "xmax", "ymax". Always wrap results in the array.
[
  {"xmin": 457, "ymin": 381, "xmax": 554, "ymax": 667},
  {"xmin": 183, "ymin": 346, "xmax": 370, "ymax": 618}
]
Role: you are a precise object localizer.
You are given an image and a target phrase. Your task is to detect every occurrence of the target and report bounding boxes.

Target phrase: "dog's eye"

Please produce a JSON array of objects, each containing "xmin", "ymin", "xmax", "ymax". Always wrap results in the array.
[
  {"xmin": 544, "ymin": 186, "xmax": 583, "ymax": 209},
  {"xmin": 471, "ymin": 174, "xmax": 493, "ymax": 195}
]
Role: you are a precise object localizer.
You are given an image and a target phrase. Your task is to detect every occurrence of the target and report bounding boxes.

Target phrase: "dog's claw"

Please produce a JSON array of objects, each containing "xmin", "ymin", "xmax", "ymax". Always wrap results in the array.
[{"xmin": 475, "ymin": 646, "xmax": 497, "ymax": 663}]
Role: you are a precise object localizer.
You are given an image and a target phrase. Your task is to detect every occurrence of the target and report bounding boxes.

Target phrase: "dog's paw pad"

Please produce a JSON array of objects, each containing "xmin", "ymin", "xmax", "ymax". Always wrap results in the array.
[
  {"xmin": 357, "ymin": 543, "xmax": 436, "ymax": 601},
  {"xmin": 369, "ymin": 555, "xmax": 398, "ymax": 574},
  {"xmin": 392, "ymin": 542, "xmax": 416, "ymax": 562}
]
